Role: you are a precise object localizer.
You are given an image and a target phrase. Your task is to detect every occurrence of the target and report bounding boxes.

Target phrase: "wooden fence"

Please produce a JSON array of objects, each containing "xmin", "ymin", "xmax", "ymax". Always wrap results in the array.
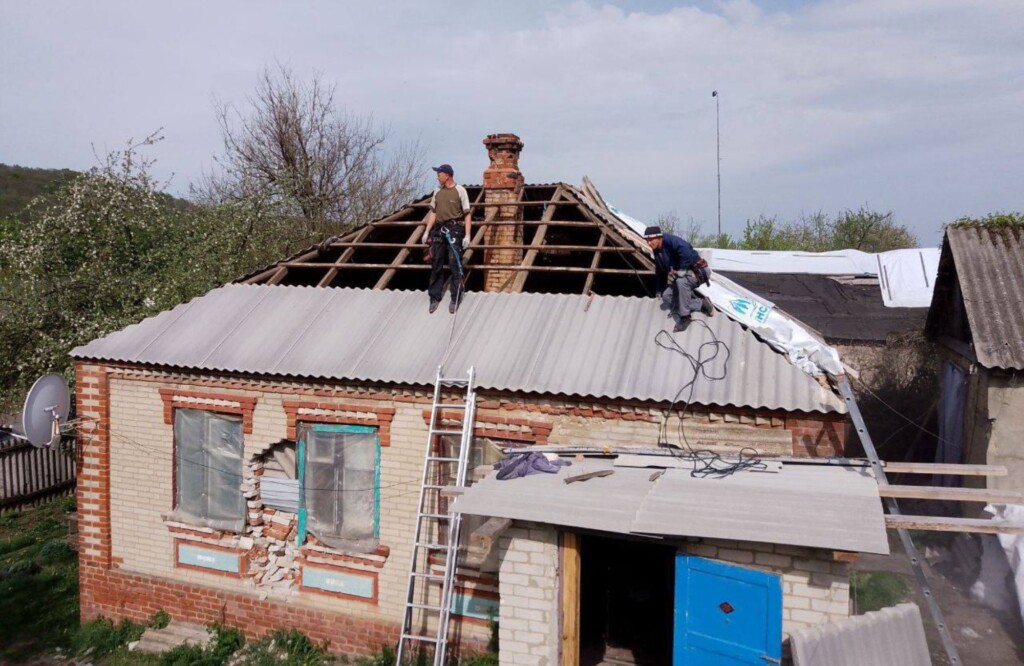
[{"xmin": 0, "ymin": 430, "xmax": 76, "ymax": 513}]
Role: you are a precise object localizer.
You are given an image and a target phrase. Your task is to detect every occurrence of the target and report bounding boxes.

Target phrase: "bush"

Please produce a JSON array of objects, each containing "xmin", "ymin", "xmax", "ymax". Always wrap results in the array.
[
  {"xmin": 71, "ymin": 617, "xmax": 145, "ymax": 659},
  {"xmin": 240, "ymin": 628, "xmax": 332, "ymax": 665},
  {"xmin": 851, "ymin": 571, "xmax": 909, "ymax": 613},
  {"xmin": 161, "ymin": 624, "xmax": 245, "ymax": 666},
  {"xmin": 36, "ymin": 539, "xmax": 74, "ymax": 565},
  {"xmin": 150, "ymin": 609, "xmax": 171, "ymax": 630}
]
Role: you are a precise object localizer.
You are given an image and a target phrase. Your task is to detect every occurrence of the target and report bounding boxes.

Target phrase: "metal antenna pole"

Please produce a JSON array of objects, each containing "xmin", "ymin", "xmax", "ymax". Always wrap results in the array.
[{"xmin": 713, "ymin": 90, "xmax": 721, "ymax": 238}]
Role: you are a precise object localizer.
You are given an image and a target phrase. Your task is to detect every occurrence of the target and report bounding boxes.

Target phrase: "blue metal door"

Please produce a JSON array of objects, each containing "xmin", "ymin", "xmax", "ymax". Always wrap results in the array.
[{"xmin": 674, "ymin": 554, "xmax": 782, "ymax": 665}]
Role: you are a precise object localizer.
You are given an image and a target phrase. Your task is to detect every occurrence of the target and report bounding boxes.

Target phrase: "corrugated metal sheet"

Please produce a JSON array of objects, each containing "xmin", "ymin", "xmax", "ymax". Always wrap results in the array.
[
  {"xmin": 72, "ymin": 285, "xmax": 844, "ymax": 414},
  {"xmin": 454, "ymin": 463, "xmax": 889, "ymax": 554},
  {"xmin": 939, "ymin": 226, "xmax": 1024, "ymax": 369},
  {"xmin": 790, "ymin": 603, "xmax": 930, "ymax": 666}
]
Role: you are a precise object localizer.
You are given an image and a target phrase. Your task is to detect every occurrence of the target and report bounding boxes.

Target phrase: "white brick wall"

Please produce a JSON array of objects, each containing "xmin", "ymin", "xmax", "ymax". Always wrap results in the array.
[{"xmin": 497, "ymin": 523, "xmax": 559, "ymax": 666}]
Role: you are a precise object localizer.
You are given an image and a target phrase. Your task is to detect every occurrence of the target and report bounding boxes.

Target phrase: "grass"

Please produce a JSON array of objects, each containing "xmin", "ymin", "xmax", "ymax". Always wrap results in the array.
[
  {"xmin": 0, "ymin": 496, "xmax": 79, "ymax": 662},
  {"xmin": 851, "ymin": 570, "xmax": 909, "ymax": 614}
]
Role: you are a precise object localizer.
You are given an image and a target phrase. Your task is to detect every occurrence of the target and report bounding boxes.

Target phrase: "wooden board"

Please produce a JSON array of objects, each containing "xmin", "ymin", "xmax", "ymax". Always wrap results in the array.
[
  {"xmin": 878, "ymin": 485, "xmax": 1024, "ymax": 503},
  {"xmin": 885, "ymin": 515, "xmax": 1024, "ymax": 534},
  {"xmin": 883, "ymin": 462, "xmax": 1008, "ymax": 476},
  {"xmin": 560, "ymin": 531, "xmax": 580, "ymax": 666}
]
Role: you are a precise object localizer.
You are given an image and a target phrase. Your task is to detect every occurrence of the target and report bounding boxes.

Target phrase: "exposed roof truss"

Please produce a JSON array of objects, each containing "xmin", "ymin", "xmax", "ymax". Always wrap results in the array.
[{"xmin": 240, "ymin": 183, "xmax": 655, "ymax": 296}]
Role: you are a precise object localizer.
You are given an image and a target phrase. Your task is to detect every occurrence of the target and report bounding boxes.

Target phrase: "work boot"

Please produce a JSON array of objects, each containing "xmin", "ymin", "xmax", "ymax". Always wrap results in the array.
[
  {"xmin": 429, "ymin": 300, "xmax": 440, "ymax": 314},
  {"xmin": 449, "ymin": 299, "xmax": 459, "ymax": 314},
  {"xmin": 700, "ymin": 297, "xmax": 714, "ymax": 317},
  {"xmin": 673, "ymin": 316, "xmax": 691, "ymax": 333}
]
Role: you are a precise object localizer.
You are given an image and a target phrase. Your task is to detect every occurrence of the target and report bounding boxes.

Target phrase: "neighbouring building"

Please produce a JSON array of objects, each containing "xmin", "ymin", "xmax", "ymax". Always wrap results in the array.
[
  {"xmin": 926, "ymin": 223, "xmax": 1024, "ymax": 496},
  {"xmin": 71, "ymin": 133, "xmax": 888, "ymax": 664}
]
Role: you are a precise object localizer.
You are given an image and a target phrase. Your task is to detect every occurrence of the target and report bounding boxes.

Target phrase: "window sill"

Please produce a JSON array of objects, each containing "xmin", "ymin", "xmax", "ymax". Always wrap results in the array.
[{"xmin": 301, "ymin": 542, "xmax": 390, "ymax": 569}]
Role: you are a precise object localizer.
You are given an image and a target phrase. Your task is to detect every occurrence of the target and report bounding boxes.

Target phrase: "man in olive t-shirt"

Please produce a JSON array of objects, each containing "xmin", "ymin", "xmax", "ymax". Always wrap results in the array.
[{"xmin": 423, "ymin": 164, "xmax": 472, "ymax": 313}]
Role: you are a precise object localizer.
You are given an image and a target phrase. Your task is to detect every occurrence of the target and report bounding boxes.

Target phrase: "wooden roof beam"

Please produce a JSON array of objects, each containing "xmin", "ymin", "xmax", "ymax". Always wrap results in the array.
[{"xmin": 511, "ymin": 187, "xmax": 566, "ymax": 292}]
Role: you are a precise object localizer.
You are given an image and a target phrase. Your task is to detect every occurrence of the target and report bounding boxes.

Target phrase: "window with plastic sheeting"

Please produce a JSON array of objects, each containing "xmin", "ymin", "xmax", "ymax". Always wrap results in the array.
[
  {"xmin": 298, "ymin": 424, "xmax": 380, "ymax": 552},
  {"xmin": 173, "ymin": 408, "xmax": 245, "ymax": 532}
]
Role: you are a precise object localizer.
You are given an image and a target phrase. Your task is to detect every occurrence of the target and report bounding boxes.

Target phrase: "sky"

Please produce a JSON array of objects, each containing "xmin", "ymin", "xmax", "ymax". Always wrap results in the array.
[{"xmin": 1, "ymin": 0, "xmax": 1022, "ymax": 245}]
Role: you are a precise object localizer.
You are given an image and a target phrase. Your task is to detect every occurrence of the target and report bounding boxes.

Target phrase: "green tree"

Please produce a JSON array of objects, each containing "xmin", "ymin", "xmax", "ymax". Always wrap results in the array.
[{"xmin": 0, "ymin": 133, "xmax": 296, "ymax": 398}]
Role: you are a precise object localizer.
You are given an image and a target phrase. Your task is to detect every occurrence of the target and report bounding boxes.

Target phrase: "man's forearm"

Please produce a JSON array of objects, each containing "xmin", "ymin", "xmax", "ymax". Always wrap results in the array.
[
  {"xmin": 464, "ymin": 212, "xmax": 472, "ymax": 244},
  {"xmin": 423, "ymin": 211, "xmax": 436, "ymax": 238}
]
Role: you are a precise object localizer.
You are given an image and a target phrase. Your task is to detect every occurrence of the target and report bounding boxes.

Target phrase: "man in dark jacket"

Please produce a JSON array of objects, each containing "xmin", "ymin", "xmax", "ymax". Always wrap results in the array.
[{"xmin": 645, "ymin": 225, "xmax": 713, "ymax": 331}]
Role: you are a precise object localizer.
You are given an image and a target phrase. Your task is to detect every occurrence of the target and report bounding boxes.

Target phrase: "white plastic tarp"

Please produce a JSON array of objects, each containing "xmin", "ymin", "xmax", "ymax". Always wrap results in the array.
[
  {"xmin": 985, "ymin": 504, "xmax": 1024, "ymax": 631},
  {"xmin": 171, "ymin": 409, "xmax": 245, "ymax": 532},
  {"xmin": 698, "ymin": 273, "xmax": 843, "ymax": 376},
  {"xmin": 876, "ymin": 249, "xmax": 940, "ymax": 308},
  {"xmin": 700, "ymin": 248, "xmax": 879, "ymax": 276}
]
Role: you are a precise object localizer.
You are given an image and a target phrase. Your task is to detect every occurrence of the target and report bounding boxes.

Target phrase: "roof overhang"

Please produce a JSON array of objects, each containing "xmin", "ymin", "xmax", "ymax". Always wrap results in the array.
[{"xmin": 454, "ymin": 461, "xmax": 889, "ymax": 554}]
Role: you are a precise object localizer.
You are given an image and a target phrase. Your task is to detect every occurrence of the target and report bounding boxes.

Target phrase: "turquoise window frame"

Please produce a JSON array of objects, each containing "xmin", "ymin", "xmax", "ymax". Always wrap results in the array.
[{"xmin": 297, "ymin": 423, "xmax": 380, "ymax": 546}]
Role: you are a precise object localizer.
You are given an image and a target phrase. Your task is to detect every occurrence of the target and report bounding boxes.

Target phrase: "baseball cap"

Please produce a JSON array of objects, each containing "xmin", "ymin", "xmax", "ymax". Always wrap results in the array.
[{"xmin": 432, "ymin": 164, "xmax": 454, "ymax": 176}]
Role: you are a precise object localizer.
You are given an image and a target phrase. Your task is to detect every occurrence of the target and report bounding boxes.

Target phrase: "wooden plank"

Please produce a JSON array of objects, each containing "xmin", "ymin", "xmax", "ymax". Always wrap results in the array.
[
  {"xmin": 560, "ymin": 531, "xmax": 581, "ymax": 666},
  {"xmin": 511, "ymin": 188, "xmax": 564, "ymax": 292},
  {"xmin": 885, "ymin": 515, "xmax": 1024, "ymax": 535},
  {"xmin": 564, "ymin": 469, "xmax": 614, "ymax": 484},
  {"xmin": 266, "ymin": 266, "xmax": 289, "ymax": 285},
  {"xmin": 883, "ymin": 462, "xmax": 1008, "ymax": 476},
  {"xmin": 460, "ymin": 210, "xmax": 494, "ymax": 265},
  {"xmin": 368, "ymin": 219, "xmax": 602, "ymax": 228},
  {"xmin": 879, "ymin": 485, "xmax": 1024, "ymax": 503},
  {"xmin": 318, "ymin": 224, "xmax": 374, "ymax": 287},
  {"xmin": 374, "ymin": 225, "xmax": 426, "ymax": 289},
  {"xmin": 283, "ymin": 262, "xmax": 653, "ymax": 275},
  {"xmin": 464, "ymin": 517, "xmax": 512, "ymax": 568},
  {"xmin": 582, "ymin": 232, "xmax": 607, "ymax": 294},
  {"xmin": 559, "ymin": 189, "xmax": 655, "ymax": 270},
  {"xmin": 324, "ymin": 242, "xmax": 631, "ymax": 252}
]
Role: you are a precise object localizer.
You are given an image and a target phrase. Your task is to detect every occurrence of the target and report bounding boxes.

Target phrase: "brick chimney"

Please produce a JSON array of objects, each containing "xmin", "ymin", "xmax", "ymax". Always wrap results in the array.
[{"xmin": 482, "ymin": 133, "xmax": 525, "ymax": 292}]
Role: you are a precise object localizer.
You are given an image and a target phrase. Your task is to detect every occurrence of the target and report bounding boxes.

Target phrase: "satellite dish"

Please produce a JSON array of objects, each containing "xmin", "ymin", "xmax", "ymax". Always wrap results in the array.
[{"xmin": 21, "ymin": 373, "xmax": 70, "ymax": 448}]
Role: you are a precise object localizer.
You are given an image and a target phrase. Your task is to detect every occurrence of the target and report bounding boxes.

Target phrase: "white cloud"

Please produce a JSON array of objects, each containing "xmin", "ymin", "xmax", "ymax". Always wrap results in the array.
[{"xmin": 1, "ymin": 0, "xmax": 1021, "ymax": 243}]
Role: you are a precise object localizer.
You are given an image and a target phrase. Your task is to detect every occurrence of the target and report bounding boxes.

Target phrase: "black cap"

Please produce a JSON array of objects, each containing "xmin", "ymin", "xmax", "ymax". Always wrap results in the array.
[
  {"xmin": 643, "ymin": 225, "xmax": 663, "ymax": 239},
  {"xmin": 432, "ymin": 164, "xmax": 454, "ymax": 177}
]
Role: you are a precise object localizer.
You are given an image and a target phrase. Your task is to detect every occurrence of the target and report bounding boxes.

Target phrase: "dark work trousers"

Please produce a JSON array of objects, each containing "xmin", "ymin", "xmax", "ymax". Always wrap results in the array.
[
  {"xmin": 661, "ymin": 269, "xmax": 708, "ymax": 322},
  {"xmin": 428, "ymin": 221, "xmax": 466, "ymax": 303}
]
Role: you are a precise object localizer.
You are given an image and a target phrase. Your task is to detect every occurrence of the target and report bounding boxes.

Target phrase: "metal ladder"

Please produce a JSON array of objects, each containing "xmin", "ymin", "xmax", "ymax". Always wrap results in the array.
[
  {"xmin": 835, "ymin": 373, "xmax": 961, "ymax": 666},
  {"xmin": 396, "ymin": 366, "xmax": 477, "ymax": 666}
]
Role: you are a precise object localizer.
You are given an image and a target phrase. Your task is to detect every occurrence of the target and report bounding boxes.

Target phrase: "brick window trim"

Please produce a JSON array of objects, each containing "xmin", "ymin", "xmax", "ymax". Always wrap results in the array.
[
  {"xmin": 159, "ymin": 388, "xmax": 257, "ymax": 434},
  {"xmin": 173, "ymin": 538, "xmax": 249, "ymax": 579},
  {"xmin": 421, "ymin": 410, "xmax": 552, "ymax": 444},
  {"xmin": 283, "ymin": 400, "xmax": 394, "ymax": 447},
  {"xmin": 301, "ymin": 543, "xmax": 391, "ymax": 569},
  {"xmin": 298, "ymin": 561, "xmax": 379, "ymax": 605}
]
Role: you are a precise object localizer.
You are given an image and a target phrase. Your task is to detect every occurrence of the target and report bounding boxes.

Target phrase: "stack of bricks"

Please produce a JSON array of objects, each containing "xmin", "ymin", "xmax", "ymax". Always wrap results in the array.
[{"xmin": 482, "ymin": 133, "xmax": 526, "ymax": 292}]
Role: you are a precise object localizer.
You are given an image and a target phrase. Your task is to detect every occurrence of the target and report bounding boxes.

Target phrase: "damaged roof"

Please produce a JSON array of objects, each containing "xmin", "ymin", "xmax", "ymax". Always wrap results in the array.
[
  {"xmin": 927, "ymin": 226, "xmax": 1024, "ymax": 370},
  {"xmin": 454, "ymin": 461, "xmax": 888, "ymax": 554},
  {"xmin": 71, "ymin": 285, "xmax": 844, "ymax": 414}
]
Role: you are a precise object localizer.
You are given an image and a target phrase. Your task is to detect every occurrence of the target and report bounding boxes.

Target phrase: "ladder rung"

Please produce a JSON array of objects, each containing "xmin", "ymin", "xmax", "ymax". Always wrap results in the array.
[
  {"xmin": 439, "ymin": 377, "xmax": 469, "ymax": 384},
  {"xmin": 416, "ymin": 542, "xmax": 450, "ymax": 550},
  {"xmin": 423, "ymin": 484, "xmax": 446, "ymax": 490},
  {"xmin": 420, "ymin": 513, "xmax": 450, "ymax": 520},
  {"xmin": 435, "ymin": 403, "xmax": 467, "ymax": 410},
  {"xmin": 427, "ymin": 456, "xmax": 460, "ymax": 463},
  {"xmin": 411, "ymin": 572, "xmax": 445, "ymax": 581},
  {"xmin": 402, "ymin": 633, "xmax": 441, "ymax": 642},
  {"xmin": 408, "ymin": 602, "xmax": 443, "ymax": 611},
  {"xmin": 430, "ymin": 429, "xmax": 465, "ymax": 436}
]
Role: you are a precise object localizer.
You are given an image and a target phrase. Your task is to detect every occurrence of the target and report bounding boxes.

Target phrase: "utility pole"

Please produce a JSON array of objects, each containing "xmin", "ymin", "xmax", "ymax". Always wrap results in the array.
[{"xmin": 712, "ymin": 90, "xmax": 721, "ymax": 237}]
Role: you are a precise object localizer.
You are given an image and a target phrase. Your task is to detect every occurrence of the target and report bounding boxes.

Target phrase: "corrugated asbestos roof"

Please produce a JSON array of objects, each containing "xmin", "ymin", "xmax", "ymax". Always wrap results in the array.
[
  {"xmin": 933, "ymin": 226, "xmax": 1024, "ymax": 369},
  {"xmin": 790, "ymin": 603, "xmax": 929, "ymax": 666},
  {"xmin": 72, "ymin": 285, "xmax": 844, "ymax": 414},
  {"xmin": 454, "ymin": 462, "xmax": 888, "ymax": 554}
]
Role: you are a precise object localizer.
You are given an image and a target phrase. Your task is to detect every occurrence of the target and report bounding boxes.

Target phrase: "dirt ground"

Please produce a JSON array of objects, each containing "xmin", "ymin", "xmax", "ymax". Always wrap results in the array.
[{"xmin": 854, "ymin": 532, "xmax": 1024, "ymax": 666}]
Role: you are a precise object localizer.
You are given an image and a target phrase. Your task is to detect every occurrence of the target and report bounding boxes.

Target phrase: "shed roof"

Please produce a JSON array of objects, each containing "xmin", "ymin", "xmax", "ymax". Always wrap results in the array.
[
  {"xmin": 721, "ymin": 272, "xmax": 926, "ymax": 343},
  {"xmin": 454, "ymin": 462, "xmax": 888, "ymax": 554},
  {"xmin": 927, "ymin": 226, "xmax": 1024, "ymax": 370},
  {"xmin": 71, "ymin": 285, "xmax": 844, "ymax": 414}
]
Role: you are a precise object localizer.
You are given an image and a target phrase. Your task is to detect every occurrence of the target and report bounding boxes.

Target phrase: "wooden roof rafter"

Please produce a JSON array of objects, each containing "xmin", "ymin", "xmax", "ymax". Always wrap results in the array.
[{"xmin": 240, "ymin": 182, "xmax": 655, "ymax": 296}]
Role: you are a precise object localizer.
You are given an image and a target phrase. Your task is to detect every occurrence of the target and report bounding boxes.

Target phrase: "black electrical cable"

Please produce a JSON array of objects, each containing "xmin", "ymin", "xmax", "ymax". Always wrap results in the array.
[{"xmin": 654, "ymin": 319, "xmax": 767, "ymax": 479}]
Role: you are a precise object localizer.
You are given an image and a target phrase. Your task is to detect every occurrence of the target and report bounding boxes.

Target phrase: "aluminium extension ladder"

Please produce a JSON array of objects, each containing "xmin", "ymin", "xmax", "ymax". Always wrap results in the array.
[{"xmin": 396, "ymin": 367, "xmax": 477, "ymax": 666}]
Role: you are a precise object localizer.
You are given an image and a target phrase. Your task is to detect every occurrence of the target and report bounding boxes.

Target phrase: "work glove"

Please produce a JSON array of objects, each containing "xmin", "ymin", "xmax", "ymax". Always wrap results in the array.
[
  {"xmin": 462, "ymin": 236, "xmax": 470, "ymax": 250},
  {"xmin": 692, "ymin": 258, "xmax": 711, "ymax": 287},
  {"xmin": 422, "ymin": 231, "xmax": 430, "ymax": 244}
]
